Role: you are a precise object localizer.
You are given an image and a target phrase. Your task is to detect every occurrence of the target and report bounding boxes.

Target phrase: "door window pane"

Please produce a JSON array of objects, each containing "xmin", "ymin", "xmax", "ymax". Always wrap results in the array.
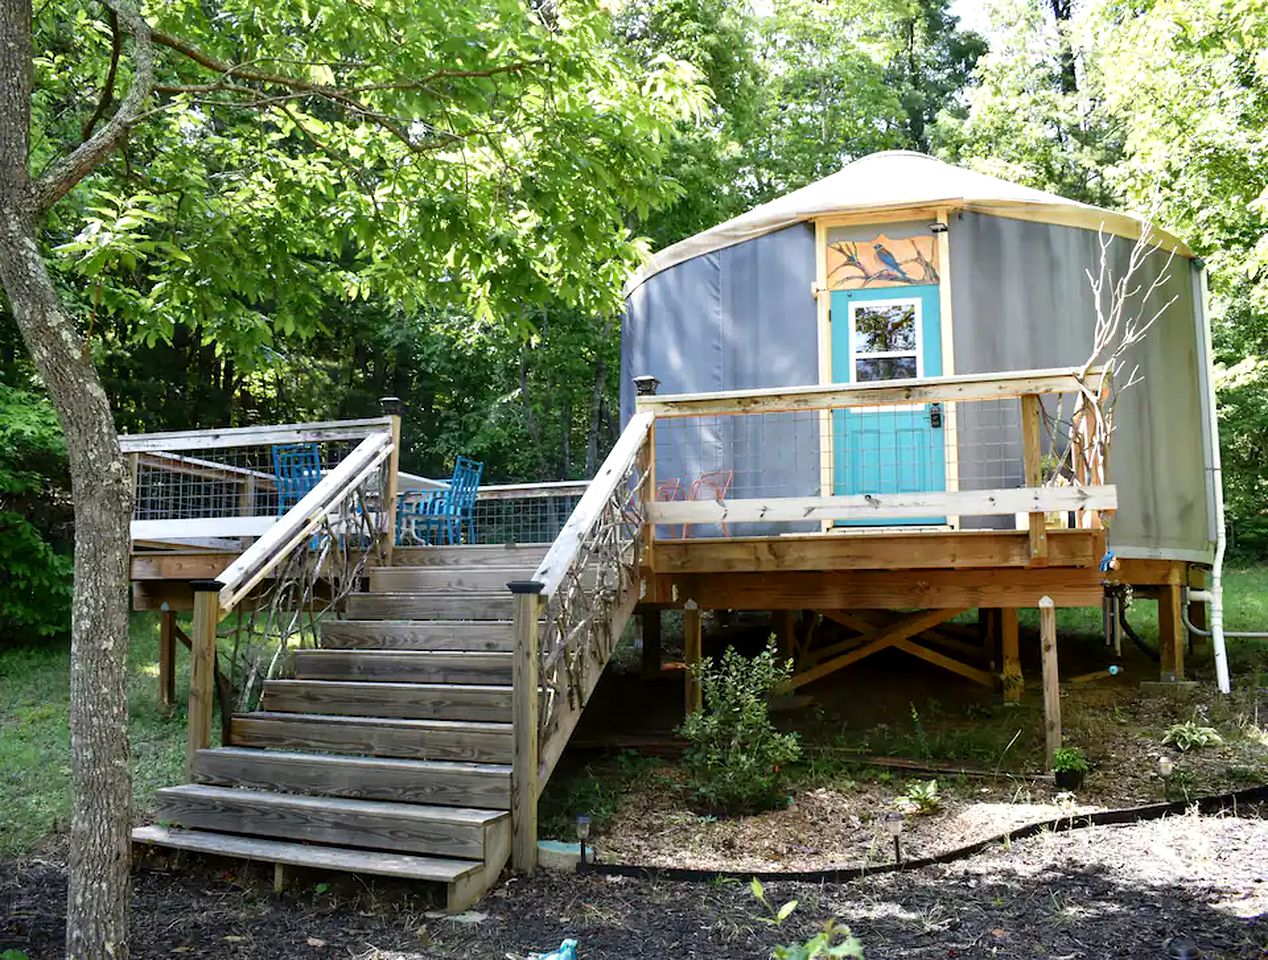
[
  {"xmin": 856, "ymin": 356, "xmax": 918, "ymax": 382},
  {"xmin": 854, "ymin": 304, "xmax": 916, "ymax": 353}
]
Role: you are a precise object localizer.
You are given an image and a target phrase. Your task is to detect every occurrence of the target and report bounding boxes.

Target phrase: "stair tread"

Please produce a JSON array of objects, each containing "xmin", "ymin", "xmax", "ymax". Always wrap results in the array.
[
  {"xmin": 158, "ymin": 783, "xmax": 507, "ymax": 825},
  {"xmin": 295, "ymin": 650, "xmax": 512, "ymax": 660},
  {"xmin": 237, "ymin": 711, "xmax": 511, "ymax": 733},
  {"xmin": 264, "ymin": 679, "xmax": 512, "ymax": 693},
  {"xmin": 200, "ymin": 746, "xmax": 511, "ymax": 776},
  {"xmin": 133, "ymin": 825, "xmax": 483, "ymax": 882}
]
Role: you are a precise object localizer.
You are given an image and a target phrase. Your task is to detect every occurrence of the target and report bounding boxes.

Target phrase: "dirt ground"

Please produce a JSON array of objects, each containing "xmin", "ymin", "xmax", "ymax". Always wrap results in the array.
[
  {"xmin": 3, "ymin": 811, "xmax": 1265, "ymax": 959},
  {"xmin": 560, "ymin": 616, "xmax": 1268, "ymax": 873}
]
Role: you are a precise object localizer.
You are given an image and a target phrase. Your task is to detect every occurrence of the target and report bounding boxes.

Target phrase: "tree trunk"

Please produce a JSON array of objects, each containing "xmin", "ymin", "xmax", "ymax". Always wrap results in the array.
[
  {"xmin": 0, "ymin": 214, "xmax": 135, "ymax": 960},
  {"xmin": 0, "ymin": 2, "xmax": 136, "ymax": 957}
]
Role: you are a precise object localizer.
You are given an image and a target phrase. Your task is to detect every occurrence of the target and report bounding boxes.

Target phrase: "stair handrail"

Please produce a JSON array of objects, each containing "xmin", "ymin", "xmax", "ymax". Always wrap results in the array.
[
  {"xmin": 510, "ymin": 411, "xmax": 655, "ymax": 872},
  {"xmin": 183, "ymin": 424, "xmax": 399, "ymax": 775},
  {"xmin": 216, "ymin": 430, "xmax": 394, "ymax": 610}
]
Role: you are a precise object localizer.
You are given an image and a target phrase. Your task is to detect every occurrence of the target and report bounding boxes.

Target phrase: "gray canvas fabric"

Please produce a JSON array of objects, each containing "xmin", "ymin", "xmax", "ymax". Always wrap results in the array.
[
  {"xmin": 621, "ymin": 224, "xmax": 820, "ymax": 536},
  {"xmin": 622, "ymin": 211, "xmax": 1214, "ymax": 560},
  {"xmin": 948, "ymin": 212, "xmax": 1212, "ymax": 558}
]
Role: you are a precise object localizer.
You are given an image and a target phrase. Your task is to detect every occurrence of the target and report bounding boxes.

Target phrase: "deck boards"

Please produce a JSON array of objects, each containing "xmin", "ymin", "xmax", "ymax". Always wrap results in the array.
[
  {"xmin": 194, "ymin": 747, "xmax": 511, "ymax": 808},
  {"xmin": 231, "ymin": 712, "xmax": 513, "ymax": 762},
  {"xmin": 132, "ymin": 825, "xmax": 482, "ymax": 882},
  {"xmin": 155, "ymin": 784, "xmax": 503, "ymax": 859}
]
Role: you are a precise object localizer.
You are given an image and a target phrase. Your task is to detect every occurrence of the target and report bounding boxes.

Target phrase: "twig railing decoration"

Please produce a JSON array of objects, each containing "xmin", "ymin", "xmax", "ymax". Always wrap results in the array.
[
  {"xmin": 509, "ymin": 412, "xmax": 654, "ymax": 871},
  {"xmin": 120, "ymin": 416, "xmax": 401, "ymax": 773}
]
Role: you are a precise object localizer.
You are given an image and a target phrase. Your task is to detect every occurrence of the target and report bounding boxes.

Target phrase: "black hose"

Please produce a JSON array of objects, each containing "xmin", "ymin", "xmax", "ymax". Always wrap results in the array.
[
  {"xmin": 577, "ymin": 785, "xmax": 1267, "ymax": 883},
  {"xmin": 1118, "ymin": 599, "xmax": 1160, "ymax": 662}
]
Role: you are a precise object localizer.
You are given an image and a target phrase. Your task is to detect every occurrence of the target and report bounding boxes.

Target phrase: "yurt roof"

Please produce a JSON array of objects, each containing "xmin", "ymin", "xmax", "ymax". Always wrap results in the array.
[{"xmin": 625, "ymin": 151, "xmax": 1190, "ymax": 296}]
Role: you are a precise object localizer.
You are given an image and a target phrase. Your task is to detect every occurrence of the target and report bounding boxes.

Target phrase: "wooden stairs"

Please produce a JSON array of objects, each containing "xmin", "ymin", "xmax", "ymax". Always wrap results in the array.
[{"xmin": 133, "ymin": 544, "xmax": 552, "ymax": 913}]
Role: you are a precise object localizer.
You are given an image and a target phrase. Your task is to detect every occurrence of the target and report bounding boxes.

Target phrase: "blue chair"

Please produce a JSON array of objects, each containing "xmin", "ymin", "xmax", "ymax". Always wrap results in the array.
[
  {"xmin": 400, "ymin": 457, "xmax": 483, "ymax": 545},
  {"xmin": 271, "ymin": 442, "xmax": 322, "ymax": 514}
]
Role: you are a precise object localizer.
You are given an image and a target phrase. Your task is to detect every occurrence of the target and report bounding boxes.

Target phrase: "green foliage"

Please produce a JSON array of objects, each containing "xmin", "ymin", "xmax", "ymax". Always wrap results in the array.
[
  {"xmin": 0, "ymin": 383, "xmax": 71, "ymax": 645},
  {"xmin": 1052, "ymin": 746, "xmax": 1090, "ymax": 773},
  {"xmin": 1163, "ymin": 721, "xmax": 1224, "ymax": 752},
  {"xmin": 773, "ymin": 921, "xmax": 865, "ymax": 960},
  {"xmin": 752, "ymin": 878, "xmax": 865, "ymax": 960},
  {"xmin": 898, "ymin": 779, "xmax": 942, "ymax": 815},
  {"xmin": 0, "ymin": 615, "xmax": 188, "ymax": 856},
  {"xmin": 677, "ymin": 640, "xmax": 801, "ymax": 814}
]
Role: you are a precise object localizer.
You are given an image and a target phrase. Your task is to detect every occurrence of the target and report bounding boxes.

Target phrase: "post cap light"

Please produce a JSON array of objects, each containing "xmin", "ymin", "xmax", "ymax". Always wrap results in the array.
[
  {"xmin": 379, "ymin": 396, "xmax": 403, "ymax": 416},
  {"xmin": 929, "ymin": 222, "xmax": 948, "ymax": 234},
  {"xmin": 633, "ymin": 375, "xmax": 661, "ymax": 397}
]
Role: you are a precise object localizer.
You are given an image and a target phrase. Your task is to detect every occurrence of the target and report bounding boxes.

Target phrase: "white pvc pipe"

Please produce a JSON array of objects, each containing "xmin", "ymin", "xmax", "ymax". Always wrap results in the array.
[{"xmin": 1197, "ymin": 265, "xmax": 1231, "ymax": 693}]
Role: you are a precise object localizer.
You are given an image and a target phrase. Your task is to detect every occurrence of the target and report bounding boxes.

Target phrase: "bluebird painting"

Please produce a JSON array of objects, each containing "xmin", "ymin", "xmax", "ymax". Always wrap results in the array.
[{"xmin": 873, "ymin": 242, "xmax": 912, "ymax": 281}]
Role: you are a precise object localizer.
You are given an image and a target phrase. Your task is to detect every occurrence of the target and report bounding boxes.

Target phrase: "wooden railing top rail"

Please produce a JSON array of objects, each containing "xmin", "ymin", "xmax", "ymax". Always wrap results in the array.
[
  {"xmin": 636, "ymin": 366, "xmax": 1106, "ymax": 418},
  {"xmin": 214, "ymin": 430, "xmax": 394, "ymax": 610},
  {"xmin": 136, "ymin": 450, "xmax": 278, "ymax": 485},
  {"xmin": 477, "ymin": 480, "xmax": 590, "ymax": 501},
  {"xmin": 118, "ymin": 416, "xmax": 394, "ymax": 453},
  {"xmin": 530, "ymin": 412, "xmax": 654, "ymax": 597}
]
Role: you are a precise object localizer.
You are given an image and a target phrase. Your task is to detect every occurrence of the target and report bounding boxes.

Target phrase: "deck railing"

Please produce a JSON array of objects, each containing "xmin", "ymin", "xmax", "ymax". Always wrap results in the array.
[
  {"xmin": 636, "ymin": 366, "xmax": 1115, "ymax": 561},
  {"xmin": 508, "ymin": 412, "xmax": 653, "ymax": 870},
  {"xmin": 397, "ymin": 480, "xmax": 589, "ymax": 546},
  {"xmin": 121, "ymin": 413, "xmax": 402, "ymax": 773}
]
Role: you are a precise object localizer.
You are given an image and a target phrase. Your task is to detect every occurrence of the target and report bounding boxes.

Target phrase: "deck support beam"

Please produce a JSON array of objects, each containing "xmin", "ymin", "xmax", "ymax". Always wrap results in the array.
[
  {"xmin": 683, "ymin": 601, "xmax": 702, "ymax": 714},
  {"xmin": 775, "ymin": 609, "xmax": 798, "ymax": 659},
  {"xmin": 159, "ymin": 608, "xmax": 177, "ymax": 711},
  {"xmin": 1000, "ymin": 608, "xmax": 1022, "ymax": 702},
  {"xmin": 1158, "ymin": 583, "xmax": 1186, "ymax": 680},
  {"xmin": 1039, "ymin": 596, "xmax": 1061, "ymax": 768}
]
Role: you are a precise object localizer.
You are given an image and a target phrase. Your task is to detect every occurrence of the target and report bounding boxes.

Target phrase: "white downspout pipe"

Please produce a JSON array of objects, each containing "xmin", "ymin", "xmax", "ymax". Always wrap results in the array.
[{"xmin": 1196, "ymin": 264, "xmax": 1231, "ymax": 693}]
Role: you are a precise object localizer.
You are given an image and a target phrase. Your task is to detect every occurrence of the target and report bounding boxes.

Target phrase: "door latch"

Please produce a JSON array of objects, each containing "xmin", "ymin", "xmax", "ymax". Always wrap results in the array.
[{"xmin": 929, "ymin": 402, "xmax": 943, "ymax": 429}]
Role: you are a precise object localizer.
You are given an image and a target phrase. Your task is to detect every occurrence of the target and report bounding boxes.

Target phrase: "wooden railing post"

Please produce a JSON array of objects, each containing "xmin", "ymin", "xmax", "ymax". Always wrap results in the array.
[
  {"xmin": 379, "ymin": 397, "xmax": 403, "ymax": 564},
  {"xmin": 187, "ymin": 581, "xmax": 223, "ymax": 777},
  {"xmin": 159, "ymin": 606, "xmax": 176, "ymax": 711},
  {"xmin": 508, "ymin": 579, "xmax": 544, "ymax": 873},
  {"xmin": 1020, "ymin": 393, "xmax": 1048, "ymax": 563}
]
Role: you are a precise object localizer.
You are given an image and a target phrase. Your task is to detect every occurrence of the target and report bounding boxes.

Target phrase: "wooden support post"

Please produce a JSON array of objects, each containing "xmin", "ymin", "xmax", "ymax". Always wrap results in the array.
[
  {"xmin": 1038, "ymin": 596, "xmax": 1061, "ymax": 769},
  {"xmin": 1158, "ymin": 583, "xmax": 1186, "ymax": 681},
  {"xmin": 683, "ymin": 600, "xmax": 702, "ymax": 714},
  {"xmin": 1188, "ymin": 593, "xmax": 1209, "ymax": 657},
  {"xmin": 1020, "ymin": 394, "xmax": 1048, "ymax": 563},
  {"xmin": 186, "ymin": 583, "xmax": 222, "ymax": 777},
  {"xmin": 775, "ymin": 609, "xmax": 797, "ymax": 659},
  {"xmin": 1001, "ymin": 607, "xmax": 1022, "ymax": 703},
  {"xmin": 159, "ymin": 607, "xmax": 177, "ymax": 711},
  {"xmin": 379, "ymin": 397, "xmax": 403, "ymax": 563},
  {"xmin": 273, "ymin": 862, "xmax": 286, "ymax": 894},
  {"xmin": 509, "ymin": 581, "xmax": 543, "ymax": 873},
  {"xmin": 640, "ymin": 608, "xmax": 662, "ymax": 678}
]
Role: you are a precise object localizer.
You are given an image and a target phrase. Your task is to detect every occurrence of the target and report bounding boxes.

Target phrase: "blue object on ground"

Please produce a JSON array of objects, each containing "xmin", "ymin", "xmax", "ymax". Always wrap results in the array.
[{"xmin": 529, "ymin": 940, "xmax": 578, "ymax": 960}]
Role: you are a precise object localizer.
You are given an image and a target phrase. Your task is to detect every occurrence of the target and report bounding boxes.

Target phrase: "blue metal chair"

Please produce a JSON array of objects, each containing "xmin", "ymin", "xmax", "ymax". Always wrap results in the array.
[
  {"xmin": 271, "ymin": 442, "xmax": 322, "ymax": 514},
  {"xmin": 400, "ymin": 456, "xmax": 484, "ymax": 545}
]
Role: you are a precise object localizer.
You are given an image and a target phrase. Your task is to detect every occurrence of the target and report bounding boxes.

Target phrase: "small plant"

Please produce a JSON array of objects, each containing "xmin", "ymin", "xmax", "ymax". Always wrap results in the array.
[
  {"xmin": 752, "ymin": 879, "xmax": 864, "ymax": 960},
  {"xmin": 896, "ymin": 779, "xmax": 941, "ymax": 815},
  {"xmin": 1052, "ymin": 747, "xmax": 1090, "ymax": 773},
  {"xmin": 773, "ymin": 920, "xmax": 865, "ymax": 960},
  {"xmin": 678, "ymin": 640, "xmax": 801, "ymax": 814},
  {"xmin": 1163, "ymin": 721, "xmax": 1223, "ymax": 752},
  {"xmin": 1166, "ymin": 766, "xmax": 1197, "ymax": 802}
]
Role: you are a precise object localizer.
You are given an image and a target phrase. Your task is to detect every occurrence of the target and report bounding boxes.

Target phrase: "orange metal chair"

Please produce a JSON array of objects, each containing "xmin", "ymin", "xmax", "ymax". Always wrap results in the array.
[{"xmin": 683, "ymin": 469, "xmax": 734, "ymax": 539}]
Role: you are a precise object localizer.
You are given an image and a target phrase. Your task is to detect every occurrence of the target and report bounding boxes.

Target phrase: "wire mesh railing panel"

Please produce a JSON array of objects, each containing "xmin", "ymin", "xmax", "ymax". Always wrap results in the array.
[
  {"xmin": 471, "ymin": 490, "xmax": 585, "ymax": 545},
  {"xmin": 649, "ymin": 391, "xmax": 1086, "ymax": 538},
  {"xmin": 397, "ymin": 482, "xmax": 588, "ymax": 547},
  {"xmin": 131, "ymin": 439, "xmax": 358, "ymax": 523}
]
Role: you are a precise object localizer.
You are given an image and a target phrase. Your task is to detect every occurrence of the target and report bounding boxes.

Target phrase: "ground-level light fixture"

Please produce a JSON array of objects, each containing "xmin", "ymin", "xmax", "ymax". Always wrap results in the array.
[
  {"xmin": 883, "ymin": 812, "xmax": 905, "ymax": 865},
  {"xmin": 575, "ymin": 814, "xmax": 592, "ymax": 863},
  {"xmin": 1158, "ymin": 755, "xmax": 1174, "ymax": 779}
]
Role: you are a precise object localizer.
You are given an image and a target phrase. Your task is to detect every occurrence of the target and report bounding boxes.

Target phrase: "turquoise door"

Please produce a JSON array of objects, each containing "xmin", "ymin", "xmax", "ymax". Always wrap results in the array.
[{"xmin": 831, "ymin": 285, "xmax": 946, "ymax": 525}]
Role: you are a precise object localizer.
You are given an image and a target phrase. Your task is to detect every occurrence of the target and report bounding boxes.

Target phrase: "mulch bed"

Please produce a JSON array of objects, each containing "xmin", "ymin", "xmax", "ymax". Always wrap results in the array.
[{"xmin": 4, "ymin": 811, "xmax": 1265, "ymax": 959}]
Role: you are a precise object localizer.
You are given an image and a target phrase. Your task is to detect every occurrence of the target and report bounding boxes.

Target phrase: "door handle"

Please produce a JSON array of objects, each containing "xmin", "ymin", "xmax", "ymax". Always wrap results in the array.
[{"xmin": 929, "ymin": 402, "xmax": 943, "ymax": 429}]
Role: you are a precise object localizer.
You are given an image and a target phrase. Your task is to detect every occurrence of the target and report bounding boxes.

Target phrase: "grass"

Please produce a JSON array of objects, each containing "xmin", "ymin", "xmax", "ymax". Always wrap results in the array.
[{"xmin": 0, "ymin": 613, "xmax": 189, "ymax": 858}]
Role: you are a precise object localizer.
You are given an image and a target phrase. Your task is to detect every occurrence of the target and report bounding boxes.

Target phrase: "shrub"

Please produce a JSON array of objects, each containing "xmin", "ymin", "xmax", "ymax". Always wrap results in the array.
[
  {"xmin": 677, "ymin": 639, "xmax": 801, "ymax": 814},
  {"xmin": 1052, "ymin": 746, "xmax": 1090, "ymax": 773},
  {"xmin": 1163, "ymin": 721, "xmax": 1223, "ymax": 752}
]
